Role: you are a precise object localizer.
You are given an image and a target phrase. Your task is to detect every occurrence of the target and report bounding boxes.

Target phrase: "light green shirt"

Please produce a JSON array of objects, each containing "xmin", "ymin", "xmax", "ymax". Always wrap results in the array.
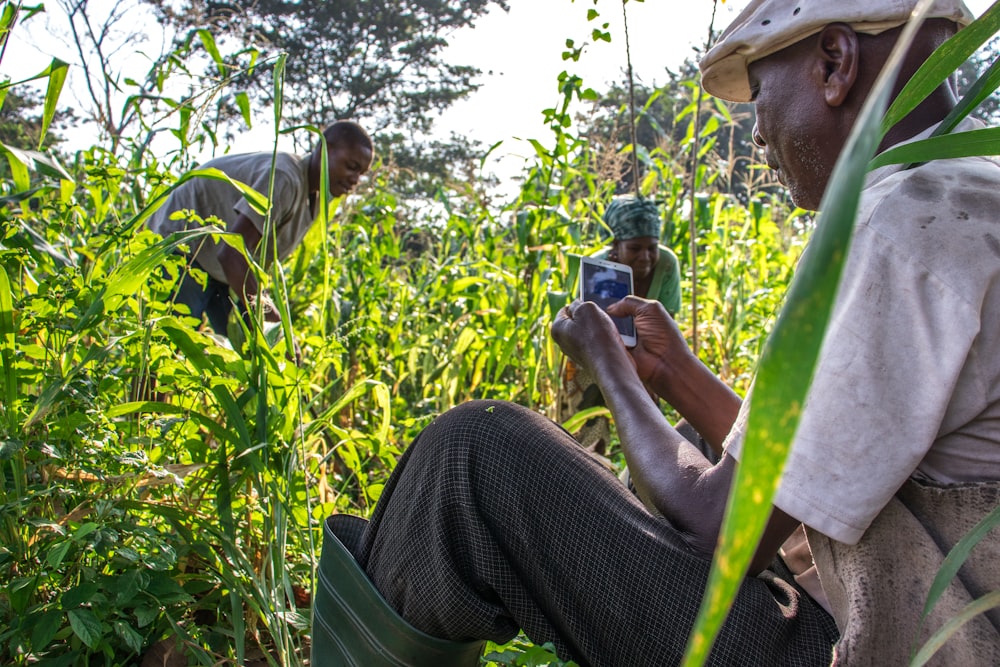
[{"xmin": 592, "ymin": 245, "xmax": 681, "ymax": 315}]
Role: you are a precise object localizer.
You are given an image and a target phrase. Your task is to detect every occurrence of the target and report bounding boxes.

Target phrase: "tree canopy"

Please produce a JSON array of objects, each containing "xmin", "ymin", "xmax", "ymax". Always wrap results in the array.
[{"xmin": 144, "ymin": 0, "xmax": 510, "ymax": 193}]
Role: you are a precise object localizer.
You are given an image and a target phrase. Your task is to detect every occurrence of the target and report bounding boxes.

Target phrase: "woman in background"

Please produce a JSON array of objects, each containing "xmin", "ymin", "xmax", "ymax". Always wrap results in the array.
[{"xmin": 558, "ymin": 196, "xmax": 681, "ymax": 457}]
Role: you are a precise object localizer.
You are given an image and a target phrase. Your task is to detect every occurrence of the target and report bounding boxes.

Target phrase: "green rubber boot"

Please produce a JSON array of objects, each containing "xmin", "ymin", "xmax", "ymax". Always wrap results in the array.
[{"xmin": 311, "ymin": 514, "xmax": 486, "ymax": 666}]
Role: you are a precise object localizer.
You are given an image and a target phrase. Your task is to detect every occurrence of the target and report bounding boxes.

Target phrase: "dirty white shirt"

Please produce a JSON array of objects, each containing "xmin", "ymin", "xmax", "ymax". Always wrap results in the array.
[
  {"xmin": 726, "ymin": 118, "xmax": 1000, "ymax": 546},
  {"xmin": 147, "ymin": 152, "xmax": 315, "ymax": 284}
]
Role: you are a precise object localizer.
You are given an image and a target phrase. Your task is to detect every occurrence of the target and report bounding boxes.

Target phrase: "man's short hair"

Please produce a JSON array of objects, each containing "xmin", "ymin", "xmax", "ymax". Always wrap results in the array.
[
  {"xmin": 699, "ymin": 0, "xmax": 974, "ymax": 103},
  {"xmin": 322, "ymin": 120, "xmax": 373, "ymax": 152}
]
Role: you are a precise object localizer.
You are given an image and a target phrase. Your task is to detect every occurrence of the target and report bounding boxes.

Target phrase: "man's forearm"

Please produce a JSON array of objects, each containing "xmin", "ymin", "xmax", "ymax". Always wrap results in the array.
[
  {"xmin": 592, "ymin": 350, "xmax": 732, "ymax": 556},
  {"xmin": 218, "ymin": 245, "xmax": 257, "ymax": 304},
  {"xmin": 647, "ymin": 356, "xmax": 742, "ymax": 455}
]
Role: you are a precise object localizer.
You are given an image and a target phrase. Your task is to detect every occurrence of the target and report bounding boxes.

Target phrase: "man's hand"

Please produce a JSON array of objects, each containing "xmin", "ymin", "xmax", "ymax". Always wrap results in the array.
[
  {"xmin": 606, "ymin": 296, "xmax": 693, "ymax": 387},
  {"xmin": 247, "ymin": 293, "xmax": 282, "ymax": 323},
  {"xmin": 550, "ymin": 299, "xmax": 632, "ymax": 375}
]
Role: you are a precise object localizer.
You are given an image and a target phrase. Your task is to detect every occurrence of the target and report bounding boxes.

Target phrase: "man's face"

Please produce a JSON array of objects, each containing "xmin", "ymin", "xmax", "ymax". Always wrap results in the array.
[
  {"xmin": 747, "ymin": 39, "xmax": 844, "ymax": 211},
  {"xmin": 320, "ymin": 142, "xmax": 373, "ymax": 197}
]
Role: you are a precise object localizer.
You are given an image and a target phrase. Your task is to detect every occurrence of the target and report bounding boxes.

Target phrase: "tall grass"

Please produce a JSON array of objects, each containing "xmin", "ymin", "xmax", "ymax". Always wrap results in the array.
[{"xmin": 8, "ymin": 0, "xmax": 995, "ymax": 665}]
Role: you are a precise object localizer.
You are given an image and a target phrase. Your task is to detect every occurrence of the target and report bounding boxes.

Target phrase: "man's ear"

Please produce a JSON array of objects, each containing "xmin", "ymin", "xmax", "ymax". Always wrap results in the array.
[{"xmin": 816, "ymin": 23, "xmax": 859, "ymax": 107}]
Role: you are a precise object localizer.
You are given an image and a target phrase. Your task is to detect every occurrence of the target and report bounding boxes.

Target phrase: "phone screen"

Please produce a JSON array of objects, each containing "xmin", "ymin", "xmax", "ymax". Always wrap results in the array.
[{"xmin": 580, "ymin": 256, "xmax": 636, "ymax": 346}]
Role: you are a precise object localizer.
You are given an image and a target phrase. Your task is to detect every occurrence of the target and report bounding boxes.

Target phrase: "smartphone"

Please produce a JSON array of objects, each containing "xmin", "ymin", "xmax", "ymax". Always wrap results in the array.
[{"xmin": 579, "ymin": 255, "xmax": 637, "ymax": 348}]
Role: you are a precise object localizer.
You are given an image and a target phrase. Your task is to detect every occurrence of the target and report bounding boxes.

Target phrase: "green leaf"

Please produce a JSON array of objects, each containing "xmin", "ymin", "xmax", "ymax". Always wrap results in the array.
[
  {"xmin": 67, "ymin": 609, "xmax": 103, "ymax": 649},
  {"xmin": 273, "ymin": 52, "xmax": 287, "ymax": 127},
  {"xmin": 198, "ymin": 29, "xmax": 226, "ymax": 78},
  {"xmin": 134, "ymin": 605, "xmax": 160, "ymax": 628},
  {"xmin": 883, "ymin": 1, "xmax": 1000, "ymax": 132},
  {"xmin": 45, "ymin": 540, "xmax": 72, "ymax": 568},
  {"xmin": 910, "ymin": 591, "xmax": 1000, "ymax": 666},
  {"xmin": 113, "ymin": 620, "xmax": 145, "ymax": 653},
  {"xmin": 561, "ymin": 405, "xmax": 611, "ymax": 433},
  {"xmin": 39, "ymin": 58, "xmax": 69, "ymax": 150},
  {"xmin": 931, "ymin": 51, "xmax": 1000, "ymax": 137},
  {"xmin": 868, "ymin": 127, "xmax": 1000, "ymax": 169},
  {"xmin": 0, "ymin": 266, "xmax": 16, "ymax": 429},
  {"xmin": 61, "ymin": 581, "xmax": 100, "ymax": 609},
  {"xmin": 182, "ymin": 167, "xmax": 270, "ymax": 216},
  {"xmin": 913, "ymin": 503, "xmax": 1000, "ymax": 655},
  {"xmin": 1, "ymin": 142, "xmax": 30, "ymax": 191},
  {"xmin": 30, "ymin": 610, "xmax": 64, "ymax": 651},
  {"xmin": 236, "ymin": 91, "xmax": 252, "ymax": 126},
  {"xmin": 73, "ymin": 229, "xmax": 219, "ymax": 336}
]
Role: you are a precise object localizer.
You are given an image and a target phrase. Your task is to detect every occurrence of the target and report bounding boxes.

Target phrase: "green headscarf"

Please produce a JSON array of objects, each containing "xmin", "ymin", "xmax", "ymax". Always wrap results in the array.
[{"xmin": 603, "ymin": 196, "xmax": 662, "ymax": 240}]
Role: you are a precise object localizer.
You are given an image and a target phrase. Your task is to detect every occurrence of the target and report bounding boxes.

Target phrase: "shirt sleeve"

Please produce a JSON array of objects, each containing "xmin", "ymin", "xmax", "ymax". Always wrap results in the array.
[{"xmin": 770, "ymin": 195, "xmax": 981, "ymax": 544}]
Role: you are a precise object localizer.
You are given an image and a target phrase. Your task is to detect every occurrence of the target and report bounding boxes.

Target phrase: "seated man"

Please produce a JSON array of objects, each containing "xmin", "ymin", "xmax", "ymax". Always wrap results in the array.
[
  {"xmin": 332, "ymin": 0, "xmax": 1000, "ymax": 664},
  {"xmin": 148, "ymin": 120, "xmax": 373, "ymax": 337}
]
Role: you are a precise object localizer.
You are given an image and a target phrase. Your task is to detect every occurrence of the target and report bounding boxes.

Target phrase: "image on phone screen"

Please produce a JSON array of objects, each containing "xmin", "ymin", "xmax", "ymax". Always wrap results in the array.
[{"xmin": 579, "ymin": 256, "xmax": 637, "ymax": 347}]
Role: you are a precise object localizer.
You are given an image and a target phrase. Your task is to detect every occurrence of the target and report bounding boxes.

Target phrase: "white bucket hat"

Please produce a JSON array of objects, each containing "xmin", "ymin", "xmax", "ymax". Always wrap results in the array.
[{"xmin": 699, "ymin": 0, "xmax": 975, "ymax": 102}]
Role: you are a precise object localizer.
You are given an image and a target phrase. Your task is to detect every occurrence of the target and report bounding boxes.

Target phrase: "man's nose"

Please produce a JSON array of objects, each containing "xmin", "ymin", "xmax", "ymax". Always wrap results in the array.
[{"xmin": 752, "ymin": 123, "xmax": 766, "ymax": 148}]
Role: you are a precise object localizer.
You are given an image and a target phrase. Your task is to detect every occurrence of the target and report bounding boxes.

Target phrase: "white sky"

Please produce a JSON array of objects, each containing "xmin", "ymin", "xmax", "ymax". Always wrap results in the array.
[
  {"xmin": 434, "ymin": 0, "xmax": 750, "ymax": 184},
  {"xmin": 1, "ymin": 0, "xmax": 994, "ymax": 183}
]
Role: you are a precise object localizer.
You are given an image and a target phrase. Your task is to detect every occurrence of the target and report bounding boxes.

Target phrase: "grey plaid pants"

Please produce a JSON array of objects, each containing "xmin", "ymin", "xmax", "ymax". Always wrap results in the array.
[{"xmin": 356, "ymin": 400, "xmax": 838, "ymax": 667}]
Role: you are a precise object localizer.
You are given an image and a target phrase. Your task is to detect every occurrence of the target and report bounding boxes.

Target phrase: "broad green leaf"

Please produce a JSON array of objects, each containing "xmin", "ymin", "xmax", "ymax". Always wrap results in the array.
[
  {"xmin": 30, "ymin": 609, "xmax": 63, "ymax": 651},
  {"xmin": 67, "ymin": 609, "xmax": 103, "ymax": 649},
  {"xmin": 682, "ymin": 3, "xmax": 938, "ymax": 663},
  {"xmin": 868, "ymin": 127, "xmax": 1000, "ymax": 169},
  {"xmin": 113, "ymin": 620, "xmax": 144, "ymax": 654},
  {"xmin": 1, "ymin": 141, "xmax": 30, "ymax": 191},
  {"xmin": 39, "ymin": 58, "xmax": 69, "ymax": 150},
  {"xmin": 45, "ymin": 540, "xmax": 72, "ymax": 568}
]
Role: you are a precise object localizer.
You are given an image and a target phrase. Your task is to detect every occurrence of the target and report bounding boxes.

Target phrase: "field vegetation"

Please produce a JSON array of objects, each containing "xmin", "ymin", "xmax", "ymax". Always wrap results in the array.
[{"xmin": 1, "ymin": 0, "xmax": 998, "ymax": 665}]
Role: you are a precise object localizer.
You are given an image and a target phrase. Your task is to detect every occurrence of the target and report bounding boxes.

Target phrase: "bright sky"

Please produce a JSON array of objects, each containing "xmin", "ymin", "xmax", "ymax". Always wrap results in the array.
[
  {"xmin": 434, "ymin": 0, "xmax": 751, "ymax": 184},
  {"xmin": 435, "ymin": 0, "xmax": 993, "ymax": 185},
  {"xmin": 1, "ymin": 0, "xmax": 994, "ymax": 182}
]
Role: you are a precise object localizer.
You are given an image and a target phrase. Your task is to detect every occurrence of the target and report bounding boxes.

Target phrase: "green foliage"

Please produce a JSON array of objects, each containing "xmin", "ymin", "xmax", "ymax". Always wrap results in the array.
[
  {"xmin": 2, "ymin": 0, "xmax": 995, "ymax": 665},
  {"xmin": 0, "ymin": 2, "xmax": 807, "ymax": 661},
  {"xmin": 484, "ymin": 635, "xmax": 577, "ymax": 666}
]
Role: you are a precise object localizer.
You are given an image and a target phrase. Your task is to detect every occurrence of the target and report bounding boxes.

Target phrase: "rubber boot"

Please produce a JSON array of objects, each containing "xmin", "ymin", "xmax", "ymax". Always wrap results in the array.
[{"xmin": 311, "ymin": 514, "xmax": 486, "ymax": 666}]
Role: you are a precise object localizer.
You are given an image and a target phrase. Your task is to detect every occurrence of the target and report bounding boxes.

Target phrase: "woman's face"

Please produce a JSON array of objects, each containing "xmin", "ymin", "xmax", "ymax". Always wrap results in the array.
[{"xmin": 613, "ymin": 236, "xmax": 659, "ymax": 279}]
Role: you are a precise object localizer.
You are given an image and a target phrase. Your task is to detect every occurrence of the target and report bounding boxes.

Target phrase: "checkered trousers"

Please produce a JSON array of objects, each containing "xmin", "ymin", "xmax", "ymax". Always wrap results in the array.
[{"xmin": 355, "ymin": 400, "xmax": 838, "ymax": 667}]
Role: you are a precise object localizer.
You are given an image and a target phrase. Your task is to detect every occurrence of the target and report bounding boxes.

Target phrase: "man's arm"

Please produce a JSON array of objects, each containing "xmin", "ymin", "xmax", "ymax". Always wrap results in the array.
[
  {"xmin": 552, "ymin": 298, "xmax": 799, "ymax": 573},
  {"xmin": 217, "ymin": 213, "xmax": 280, "ymax": 322},
  {"xmin": 608, "ymin": 297, "xmax": 741, "ymax": 453}
]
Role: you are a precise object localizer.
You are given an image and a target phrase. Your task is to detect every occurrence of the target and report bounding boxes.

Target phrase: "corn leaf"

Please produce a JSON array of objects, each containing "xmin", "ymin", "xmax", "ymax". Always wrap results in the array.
[
  {"xmin": 39, "ymin": 58, "xmax": 69, "ymax": 150},
  {"xmin": 868, "ymin": 127, "xmax": 1000, "ymax": 169},
  {"xmin": 910, "ymin": 591, "xmax": 1000, "ymax": 667},
  {"xmin": 883, "ymin": 1, "xmax": 1000, "ymax": 132}
]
